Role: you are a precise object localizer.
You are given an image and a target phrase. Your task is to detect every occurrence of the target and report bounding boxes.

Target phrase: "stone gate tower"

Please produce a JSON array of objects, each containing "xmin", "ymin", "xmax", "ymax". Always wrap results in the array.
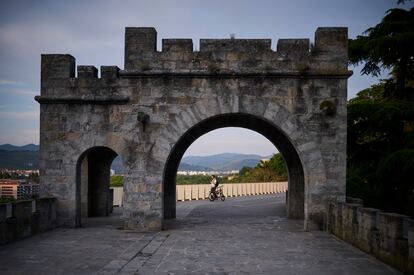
[{"xmin": 36, "ymin": 27, "xmax": 351, "ymax": 231}]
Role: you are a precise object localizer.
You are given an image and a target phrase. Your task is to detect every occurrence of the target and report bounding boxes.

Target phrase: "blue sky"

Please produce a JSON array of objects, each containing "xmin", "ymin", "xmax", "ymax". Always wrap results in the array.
[{"xmin": 0, "ymin": 0, "xmax": 410, "ymax": 155}]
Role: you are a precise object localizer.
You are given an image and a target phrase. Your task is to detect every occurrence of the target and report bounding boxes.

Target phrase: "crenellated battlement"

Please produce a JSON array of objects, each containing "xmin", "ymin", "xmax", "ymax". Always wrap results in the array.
[
  {"xmin": 40, "ymin": 26, "xmax": 349, "ymax": 88},
  {"xmin": 38, "ymin": 26, "xmax": 351, "ymax": 102},
  {"xmin": 123, "ymin": 26, "xmax": 348, "ymax": 73},
  {"xmin": 199, "ymin": 38, "xmax": 272, "ymax": 52}
]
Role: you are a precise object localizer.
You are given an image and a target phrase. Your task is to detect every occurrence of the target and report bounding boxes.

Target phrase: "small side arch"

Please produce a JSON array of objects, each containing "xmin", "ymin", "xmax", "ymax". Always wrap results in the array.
[{"xmin": 75, "ymin": 146, "xmax": 118, "ymax": 227}]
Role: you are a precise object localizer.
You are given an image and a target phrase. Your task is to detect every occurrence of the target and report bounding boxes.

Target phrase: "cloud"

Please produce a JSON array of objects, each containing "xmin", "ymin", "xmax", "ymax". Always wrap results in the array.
[
  {"xmin": 0, "ymin": 20, "xmax": 119, "ymax": 58},
  {"xmin": 0, "ymin": 110, "xmax": 39, "ymax": 120},
  {"xmin": 0, "ymin": 79, "xmax": 22, "ymax": 85},
  {"xmin": 0, "ymin": 80, "xmax": 38, "ymax": 96},
  {"xmin": 0, "ymin": 87, "xmax": 38, "ymax": 96}
]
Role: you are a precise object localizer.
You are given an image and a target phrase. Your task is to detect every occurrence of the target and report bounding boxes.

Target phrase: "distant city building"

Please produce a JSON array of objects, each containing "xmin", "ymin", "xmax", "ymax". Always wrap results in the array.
[
  {"xmin": 177, "ymin": 170, "xmax": 239, "ymax": 176},
  {"xmin": 0, "ymin": 179, "xmax": 39, "ymax": 199},
  {"xmin": 0, "ymin": 168, "xmax": 39, "ymax": 178},
  {"xmin": 0, "ymin": 180, "xmax": 17, "ymax": 198}
]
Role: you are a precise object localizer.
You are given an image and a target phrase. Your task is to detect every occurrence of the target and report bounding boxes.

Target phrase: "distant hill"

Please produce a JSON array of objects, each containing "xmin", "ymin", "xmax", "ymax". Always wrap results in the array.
[
  {"xmin": 0, "ymin": 144, "xmax": 39, "ymax": 151},
  {"xmin": 180, "ymin": 153, "xmax": 264, "ymax": 171},
  {"xmin": 0, "ymin": 144, "xmax": 269, "ymax": 172},
  {"xmin": 0, "ymin": 144, "xmax": 124, "ymax": 172},
  {"xmin": 0, "ymin": 144, "xmax": 40, "ymax": 169},
  {"xmin": 178, "ymin": 162, "xmax": 212, "ymax": 171},
  {"xmin": 0, "ymin": 150, "xmax": 39, "ymax": 169},
  {"xmin": 220, "ymin": 158, "xmax": 261, "ymax": 171}
]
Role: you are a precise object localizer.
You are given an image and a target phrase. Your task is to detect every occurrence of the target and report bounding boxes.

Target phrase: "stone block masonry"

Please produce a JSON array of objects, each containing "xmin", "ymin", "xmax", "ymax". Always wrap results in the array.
[
  {"xmin": 36, "ymin": 26, "xmax": 351, "ymax": 232},
  {"xmin": 328, "ymin": 198, "xmax": 414, "ymax": 274}
]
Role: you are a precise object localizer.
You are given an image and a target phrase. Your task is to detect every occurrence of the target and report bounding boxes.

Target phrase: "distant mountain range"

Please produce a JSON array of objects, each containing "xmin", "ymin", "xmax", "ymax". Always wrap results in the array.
[
  {"xmin": 179, "ymin": 153, "xmax": 267, "ymax": 171},
  {"xmin": 0, "ymin": 144, "xmax": 39, "ymax": 169},
  {"xmin": 0, "ymin": 144, "xmax": 269, "ymax": 172},
  {"xmin": 0, "ymin": 144, "xmax": 39, "ymax": 152},
  {"xmin": 178, "ymin": 162, "xmax": 212, "ymax": 171}
]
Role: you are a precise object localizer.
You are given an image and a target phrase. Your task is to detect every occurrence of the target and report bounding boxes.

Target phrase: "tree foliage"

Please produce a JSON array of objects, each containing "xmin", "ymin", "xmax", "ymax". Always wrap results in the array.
[
  {"xmin": 176, "ymin": 153, "xmax": 288, "ymax": 185},
  {"xmin": 347, "ymin": 84, "xmax": 414, "ymax": 215},
  {"xmin": 267, "ymin": 153, "xmax": 288, "ymax": 179},
  {"xmin": 110, "ymin": 175, "xmax": 124, "ymax": 187},
  {"xmin": 349, "ymin": 6, "xmax": 414, "ymax": 97},
  {"xmin": 377, "ymin": 149, "xmax": 414, "ymax": 214},
  {"xmin": 176, "ymin": 174, "xmax": 211, "ymax": 185},
  {"xmin": 229, "ymin": 153, "xmax": 287, "ymax": 183},
  {"xmin": 347, "ymin": 3, "xmax": 414, "ymax": 216},
  {"xmin": 0, "ymin": 197, "xmax": 15, "ymax": 204}
]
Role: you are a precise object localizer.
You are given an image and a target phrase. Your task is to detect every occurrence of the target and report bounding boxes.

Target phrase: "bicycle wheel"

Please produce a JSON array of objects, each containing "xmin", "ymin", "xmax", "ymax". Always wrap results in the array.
[
  {"xmin": 220, "ymin": 192, "xmax": 225, "ymax": 201},
  {"xmin": 208, "ymin": 192, "xmax": 215, "ymax": 201}
]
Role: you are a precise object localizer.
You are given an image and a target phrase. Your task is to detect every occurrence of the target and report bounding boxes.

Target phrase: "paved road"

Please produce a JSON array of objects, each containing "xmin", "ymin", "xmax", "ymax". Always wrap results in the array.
[{"xmin": 0, "ymin": 194, "xmax": 400, "ymax": 274}]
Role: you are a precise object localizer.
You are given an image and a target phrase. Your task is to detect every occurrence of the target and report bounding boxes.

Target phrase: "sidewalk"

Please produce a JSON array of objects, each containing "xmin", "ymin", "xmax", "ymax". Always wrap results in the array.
[{"xmin": 0, "ymin": 194, "xmax": 400, "ymax": 274}]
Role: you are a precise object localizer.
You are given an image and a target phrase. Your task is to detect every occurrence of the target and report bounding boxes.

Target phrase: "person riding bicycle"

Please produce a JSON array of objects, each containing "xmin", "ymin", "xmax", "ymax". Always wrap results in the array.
[
  {"xmin": 210, "ymin": 175, "xmax": 218, "ymax": 198},
  {"xmin": 209, "ymin": 175, "xmax": 225, "ymax": 202}
]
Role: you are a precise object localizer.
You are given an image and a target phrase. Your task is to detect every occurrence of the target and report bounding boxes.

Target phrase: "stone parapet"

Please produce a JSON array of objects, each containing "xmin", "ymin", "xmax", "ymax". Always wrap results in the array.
[
  {"xmin": 123, "ymin": 27, "xmax": 348, "ymax": 74},
  {"xmin": 0, "ymin": 197, "xmax": 56, "ymax": 245},
  {"xmin": 77, "ymin": 65, "xmax": 98, "ymax": 78},
  {"xmin": 328, "ymin": 198, "xmax": 413, "ymax": 274},
  {"xmin": 123, "ymin": 27, "xmax": 349, "ymax": 75}
]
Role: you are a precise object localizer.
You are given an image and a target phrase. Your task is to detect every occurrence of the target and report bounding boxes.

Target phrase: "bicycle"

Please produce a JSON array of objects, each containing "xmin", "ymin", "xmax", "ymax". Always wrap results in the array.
[{"xmin": 208, "ymin": 185, "xmax": 225, "ymax": 201}]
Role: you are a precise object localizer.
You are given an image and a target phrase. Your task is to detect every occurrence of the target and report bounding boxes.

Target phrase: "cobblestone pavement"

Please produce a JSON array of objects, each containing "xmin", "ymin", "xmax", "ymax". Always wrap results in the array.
[{"xmin": 0, "ymin": 194, "xmax": 400, "ymax": 274}]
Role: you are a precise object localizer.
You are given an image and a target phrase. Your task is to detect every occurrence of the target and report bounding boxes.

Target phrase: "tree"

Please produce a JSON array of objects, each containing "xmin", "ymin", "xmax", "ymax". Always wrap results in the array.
[
  {"xmin": 239, "ymin": 166, "xmax": 252, "ymax": 177},
  {"xmin": 347, "ymin": 82, "xmax": 414, "ymax": 212},
  {"xmin": 0, "ymin": 171, "xmax": 11, "ymax": 179},
  {"xmin": 28, "ymin": 172, "xmax": 39, "ymax": 183},
  {"xmin": 377, "ymin": 149, "xmax": 414, "ymax": 216},
  {"xmin": 110, "ymin": 175, "xmax": 124, "ymax": 187},
  {"xmin": 347, "ymin": 2, "xmax": 414, "ymax": 216},
  {"xmin": 349, "ymin": 6, "xmax": 414, "ymax": 98},
  {"xmin": 268, "ymin": 153, "xmax": 288, "ymax": 180}
]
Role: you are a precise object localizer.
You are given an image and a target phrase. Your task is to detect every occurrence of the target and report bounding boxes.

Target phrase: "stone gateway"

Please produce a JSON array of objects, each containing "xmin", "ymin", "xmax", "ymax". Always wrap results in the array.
[{"xmin": 36, "ymin": 27, "xmax": 351, "ymax": 231}]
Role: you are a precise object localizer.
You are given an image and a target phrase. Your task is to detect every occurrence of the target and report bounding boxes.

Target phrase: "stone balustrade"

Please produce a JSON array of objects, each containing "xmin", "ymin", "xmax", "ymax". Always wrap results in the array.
[
  {"xmin": 176, "ymin": 182, "xmax": 288, "ymax": 201},
  {"xmin": 112, "ymin": 187, "xmax": 124, "ymax": 206},
  {"xmin": 0, "ymin": 197, "xmax": 56, "ymax": 245},
  {"xmin": 111, "ymin": 182, "xmax": 287, "ymax": 206},
  {"xmin": 328, "ymin": 198, "xmax": 414, "ymax": 274}
]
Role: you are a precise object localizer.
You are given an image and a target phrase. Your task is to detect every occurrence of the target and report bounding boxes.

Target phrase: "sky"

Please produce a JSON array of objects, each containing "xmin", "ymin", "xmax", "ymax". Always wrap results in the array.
[{"xmin": 0, "ymin": 0, "xmax": 411, "ymax": 155}]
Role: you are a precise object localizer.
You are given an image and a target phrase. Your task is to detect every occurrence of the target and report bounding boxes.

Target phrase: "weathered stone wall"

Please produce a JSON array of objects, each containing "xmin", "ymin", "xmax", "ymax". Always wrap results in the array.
[
  {"xmin": 328, "ymin": 198, "xmax": 414, "ymax": 274},
  {"xmin": 0, "ymin": 198, "xmax": 56, "ymax": 245},
  {"xmin": 36, "ymin": 27, "xmax": 350, "ymax": 231}
]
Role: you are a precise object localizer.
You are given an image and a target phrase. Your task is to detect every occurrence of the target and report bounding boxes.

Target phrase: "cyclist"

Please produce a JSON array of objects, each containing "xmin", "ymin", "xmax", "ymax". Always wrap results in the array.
[{"xmin": 210, "ymin": 175, "xmax": 218, "ymax": 198}]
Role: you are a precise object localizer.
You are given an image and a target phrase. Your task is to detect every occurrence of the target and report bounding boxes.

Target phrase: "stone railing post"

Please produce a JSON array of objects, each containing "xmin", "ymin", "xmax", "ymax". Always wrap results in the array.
[
  {"xmin": 378, "ymin": 212, "xmax": 410, "ymax": 270},
  {"xmin": 356, "ymin": 207, "xmax": 381, "ymax": 253},
  {"xmin": 342, "ymin": 203, "xmax": 362, "ymax": 243}
]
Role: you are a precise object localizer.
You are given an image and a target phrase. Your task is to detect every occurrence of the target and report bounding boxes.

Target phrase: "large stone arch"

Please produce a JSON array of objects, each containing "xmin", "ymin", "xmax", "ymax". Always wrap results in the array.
[
  {"xmin": 37, "ymin": 26, "xmax": 349, "ymax": 231},
  {"xmin": 158, "ymin": 98, "xmax": 326, "ymax": 230}
]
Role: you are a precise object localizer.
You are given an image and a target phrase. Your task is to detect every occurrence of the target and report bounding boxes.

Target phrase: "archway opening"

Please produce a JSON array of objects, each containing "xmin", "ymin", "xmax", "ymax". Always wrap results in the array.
[
  {"xmin": 163, "ymin": 113, "xmax": 305, "ymax": 221},
  {"xmin": 75, "ymin": 146, "xmax": 121, "ymax": 227}
]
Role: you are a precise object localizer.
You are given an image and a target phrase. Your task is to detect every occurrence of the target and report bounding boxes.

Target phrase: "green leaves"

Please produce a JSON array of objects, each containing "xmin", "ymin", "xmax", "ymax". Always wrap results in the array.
[
  {"xmin": 110, "ymin": 175, "xmax": 124, "ymax": 187},
  {"xmin": 349, "ymin": 7, "xmax": 414, "ymax": 96},
  {"xmin": 267, "ymin": 154, "xmax": 288, "ymax": 179},
  {"xmin": 376, "ymin": 149, "xmax": 414, "ymax": 215},
  {"xmin": 347, "ymin": 81, "xmax": 414, "ymax": 215}
]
